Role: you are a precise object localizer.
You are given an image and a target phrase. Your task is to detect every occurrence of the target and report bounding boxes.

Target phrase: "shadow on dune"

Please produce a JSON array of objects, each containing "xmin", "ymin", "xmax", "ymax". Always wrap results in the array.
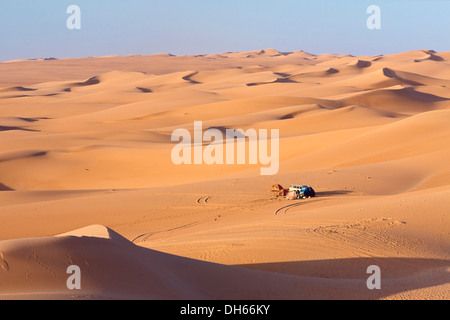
[
  {"xmin": 182, "ymin": 72, "xmax": 201, "ymax": 84},
  {"xmin": 8, "ymin": 86, "xmax": 37, "ymax": 92},
  {"xmin": 136, "ymin": 86, "xmax": 152, "ymax": 93},
  {"xmin": 415, "ymin": 52, "xmax": 444, "ymax": 62},
  {"xmin": 1, "ymin": 226, "xmax": 447, "ymax": 299},
  {"xmin": 235, "ymin": 257, "xmax": 449, "ymax": 299},
  {"xmin": 0, "ymin": 150, "xmax": 47, "ymax": 164},
  {"xmin": 17, "ymin": 117, "xmax": 51, "ymax": 122},
  {"xmin": 397, "ymin": 87, "xmax": 449, "ymax": 102},
  {"xmin": 73, "ymin": 76, "xmax": 100, "ymax": 87},
  {"xmin": 355, "ymin": 60, "xmax": 372, "ymax": 68},
  {"xmin": 0, "ymin": 183, "xmax": 14, "ymax": 191},
  {"xmin": 316, "ymin": 190, "xmax": 354, "ymax": 197},
  {"xmin": 0, "ymin": 126, "xmax": 38, "ymax": 132}
]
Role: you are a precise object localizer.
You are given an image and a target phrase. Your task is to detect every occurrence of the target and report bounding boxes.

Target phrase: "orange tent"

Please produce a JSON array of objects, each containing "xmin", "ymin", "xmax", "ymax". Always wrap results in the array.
[{"xmin": 271, "ymin": 184, "xmax": 284, "ymax": 192}]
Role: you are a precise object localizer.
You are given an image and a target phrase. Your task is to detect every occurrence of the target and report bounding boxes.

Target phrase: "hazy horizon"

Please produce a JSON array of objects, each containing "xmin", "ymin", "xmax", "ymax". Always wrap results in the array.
[{"xmin": 1, "ymin": 0, "xmax": 450, "ymax": 62}]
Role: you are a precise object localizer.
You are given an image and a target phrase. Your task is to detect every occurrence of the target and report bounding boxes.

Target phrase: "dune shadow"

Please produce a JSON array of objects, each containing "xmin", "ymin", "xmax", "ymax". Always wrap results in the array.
[
  {"xmin": 316, "ymin": 190, "xmax": 353, "ymax": 197},
  {"xmin": 0, "ymin": 183, "xmax": 14, "ymax": 191},
  {"xmin": 246, "ymin": 77, "xmax": 298, "ymax": 87},
  {"xmin": 205, "ymin": 126, "xmax": 248, "ymax": 139},
  {"xmin": 327, "ymin": 68, "xmax": 340, "ymax": 74},
  {"xmin": 182, "ymin": 72, "xmax": 201, "ymax": 84},
  {"xmin": 74, "ymin": 76, "xmax": 100, "ymax": 87},
  {"xmin": 235, "ymin": 257, "xmax": 450, "ymax": 299},
  {"xmin": 273, "ymin": 72, "xmax": 291, "ymax": 77},
  {"xmin": 398, "ymin": 87, "xmax": 449, "ymax": 102},
  {"xmin": 0, "ymin": 150, "xmax": 47, "ymax": 164},
  {"xmin": 10, "ymin": 86, "xmax": 37, "ymax": 92},
  {"xmin": 136, "ymin": 87, "xmax": 152, "ymax": 93},
  {"xmin": 415, "ymin": 53, "xmax": 444, "ymax": 62},
  {"xmin": 274, "ymin": 78, "xmax": 298, "ymax": 84},
  {"xmin": 355, "ymin": 60, "xmax": 372, "ymax": 68},
  {"xmin": 18, "ymin": 117, "xmax": 51, "ymax": 122},
  {"xmin": 0, "ymin": 126, "xmax": 38, "ymax": 132},
  {"xmin": 382, "ymin": 68, "xmax": 424, "ymax": 86},
  {"xmin": 279, "ymin": 113, "xmax": 296, "ymax": 120}
]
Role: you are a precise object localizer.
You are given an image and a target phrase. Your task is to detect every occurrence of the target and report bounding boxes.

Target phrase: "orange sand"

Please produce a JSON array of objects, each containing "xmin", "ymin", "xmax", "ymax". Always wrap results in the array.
[{"xmin": 0, "ymin": 49, "xmax": 448, "ymax": 299}]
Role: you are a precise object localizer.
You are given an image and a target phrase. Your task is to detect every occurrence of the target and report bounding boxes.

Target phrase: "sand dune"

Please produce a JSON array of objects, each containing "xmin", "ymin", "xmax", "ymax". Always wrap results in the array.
[
  {"xmin": 0, "ymin": 49, "xmax": 448, "ymax": 300},
  {"xmin": 333, "ymin": 67, "xmax": 450, "ymax": 89},
  {"xmin": 0, "ymin": 225, "xmax": 447, "ymax": 300}
]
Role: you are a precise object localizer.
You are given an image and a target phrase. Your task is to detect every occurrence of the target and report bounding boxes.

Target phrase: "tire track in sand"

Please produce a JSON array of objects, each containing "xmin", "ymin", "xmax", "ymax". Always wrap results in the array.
[
  {"xmin": 197, "ymin": 195, "xmax": 212, "ymax": 205},
  {"xmin": 305, "ymin": 218, "xmax": 411, "ymax": 256},
  {"xmin": 132, "ymin": 218, "xmax": 211, "ymax": 244},
  {"xmin": 274, "ymin": 198, "xmax": 322, "ymax": 215}
]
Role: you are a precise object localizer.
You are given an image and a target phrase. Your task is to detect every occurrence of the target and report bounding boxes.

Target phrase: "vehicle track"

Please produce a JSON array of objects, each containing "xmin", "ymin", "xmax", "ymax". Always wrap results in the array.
[
  {"xmin": 274, "ymin": 198, "xmax": 321, "ymax": 215},
  {"xmin": 131, "ymin": 218, "xmax": 211, "ymax": 244},
  {"xmin": 274, "ymin": 202, "xmax": 304, "ymax": 215},
  {"xmin": 305, "ymin": 218, "xmax": 412, "ymax": 256},
  {"xmin": 197, "ymin": 195, "xmax": 212, "ymax": 205}
]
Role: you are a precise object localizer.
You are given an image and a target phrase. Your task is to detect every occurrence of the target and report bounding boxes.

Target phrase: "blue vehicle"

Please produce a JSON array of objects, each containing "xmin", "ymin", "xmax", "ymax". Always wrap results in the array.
[{"xmin": 288, "ymin": 185, "xmax": 316, "ymax": 199}]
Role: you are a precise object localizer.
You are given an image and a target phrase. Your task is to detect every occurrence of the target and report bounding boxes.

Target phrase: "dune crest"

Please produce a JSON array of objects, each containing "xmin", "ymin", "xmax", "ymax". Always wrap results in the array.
[{"xmin": 55, "ymin": 225, "xmax": 129, "ymax": 242}]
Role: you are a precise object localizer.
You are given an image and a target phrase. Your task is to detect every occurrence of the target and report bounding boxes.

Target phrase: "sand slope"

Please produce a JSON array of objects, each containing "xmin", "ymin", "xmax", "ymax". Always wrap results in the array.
[
  {"xmin": 0, "ymin": 49, "xmax": 448, "ymax": 299},
  {"xmin": 0, "ymin": 225, "xmax": 447, "ymax": 300}
]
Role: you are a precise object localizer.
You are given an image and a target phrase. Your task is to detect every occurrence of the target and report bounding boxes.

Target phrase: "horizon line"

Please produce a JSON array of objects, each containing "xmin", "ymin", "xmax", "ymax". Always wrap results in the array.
[{"xmin": 0, "ymin": 47, "xmax": 445, "ymax": 64}]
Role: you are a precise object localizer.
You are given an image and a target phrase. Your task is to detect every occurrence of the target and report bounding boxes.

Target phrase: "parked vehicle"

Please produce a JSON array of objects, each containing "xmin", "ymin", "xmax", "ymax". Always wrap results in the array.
[{"xmin": 288, "ymin": 185, "xmax": 316, "ymax": 199}]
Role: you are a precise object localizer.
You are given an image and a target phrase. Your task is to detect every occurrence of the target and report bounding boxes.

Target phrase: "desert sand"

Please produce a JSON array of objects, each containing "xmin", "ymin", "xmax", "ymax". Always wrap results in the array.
[{"xmin": 0, "ymin": 49, "xmax": 448, "ymax": 300}]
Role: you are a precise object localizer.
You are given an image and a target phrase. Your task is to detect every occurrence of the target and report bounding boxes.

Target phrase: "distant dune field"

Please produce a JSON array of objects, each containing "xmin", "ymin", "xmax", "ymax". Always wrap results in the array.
[{"xmin": 0, "ymin": 49, "xmax": 449, "ymax": 299}]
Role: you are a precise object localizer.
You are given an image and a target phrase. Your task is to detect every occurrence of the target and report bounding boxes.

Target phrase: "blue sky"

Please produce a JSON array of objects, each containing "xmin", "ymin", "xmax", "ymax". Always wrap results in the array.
[{"xmin": 0, "ymin": 0, "xmax": 449, "ymax": 61}]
